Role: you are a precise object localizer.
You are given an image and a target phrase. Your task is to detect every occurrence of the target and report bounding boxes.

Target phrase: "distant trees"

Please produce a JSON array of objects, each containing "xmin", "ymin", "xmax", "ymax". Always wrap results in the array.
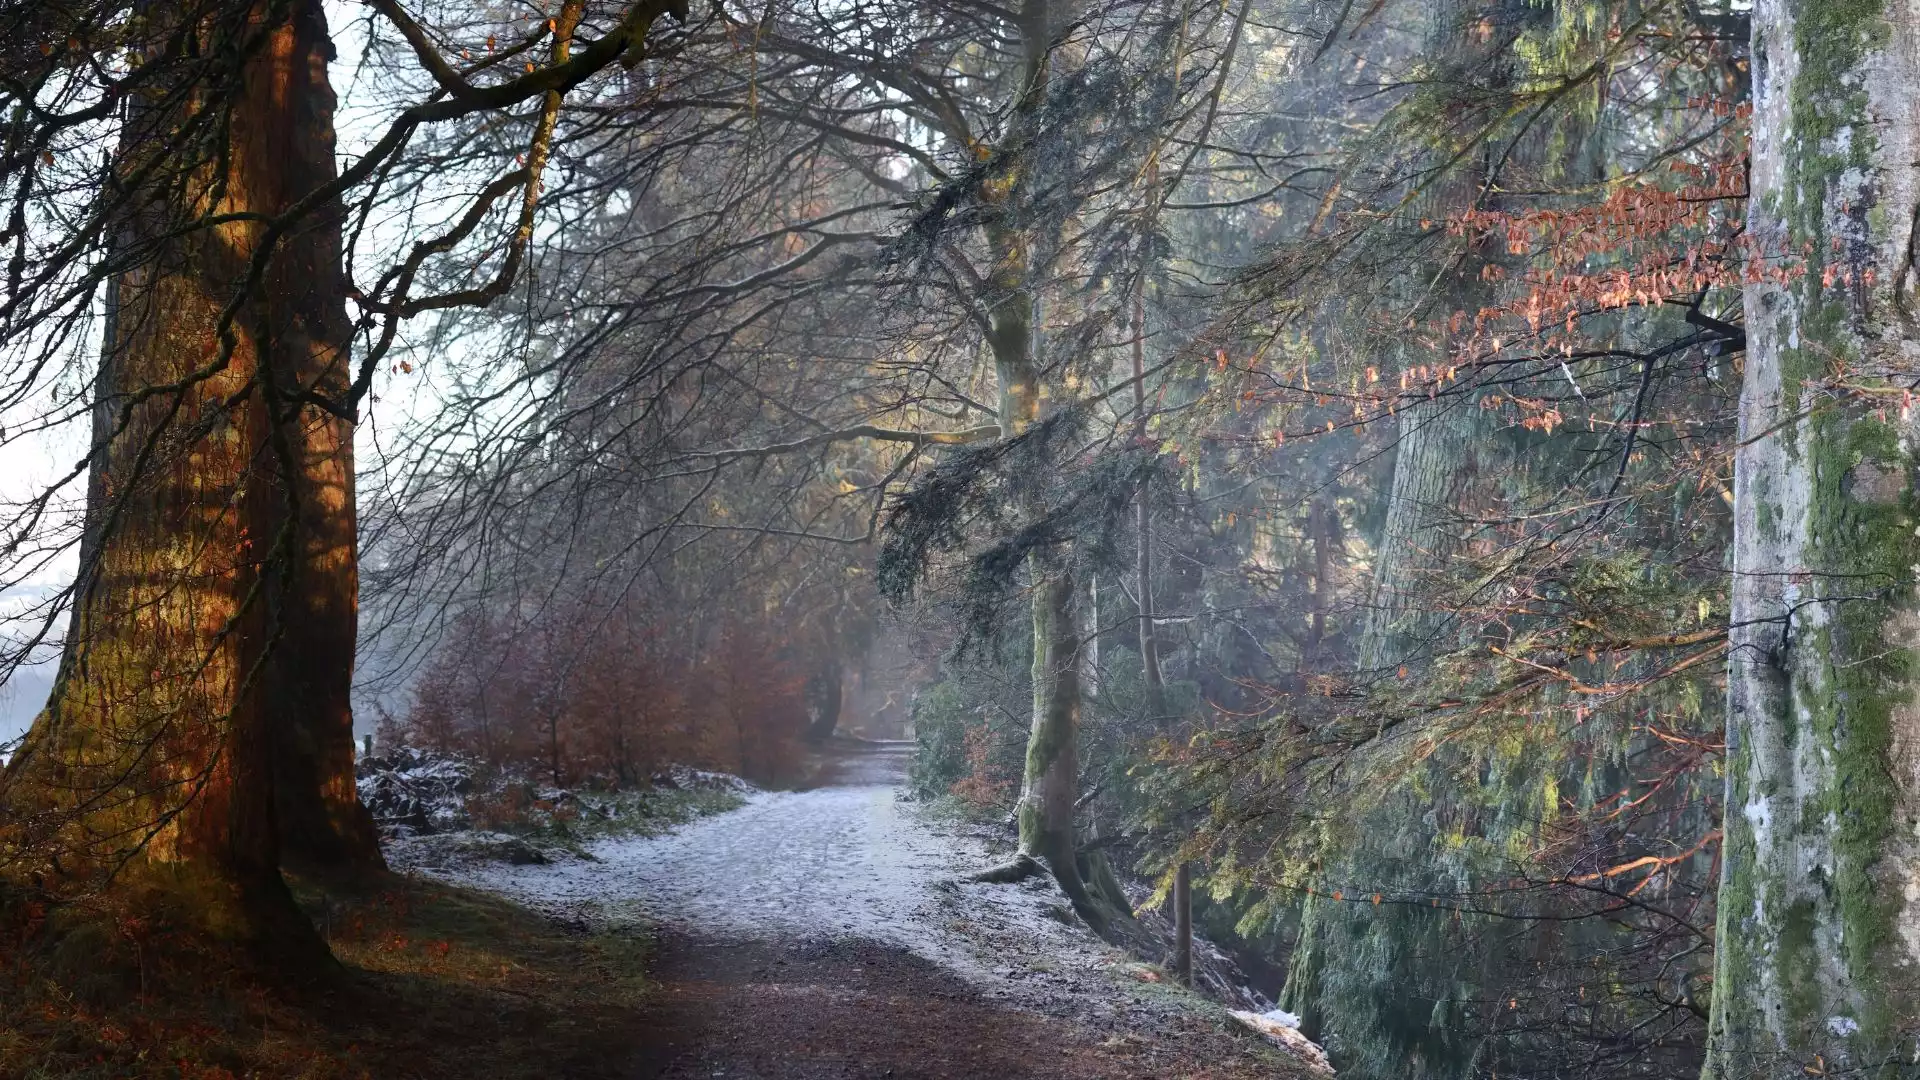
[
  {"xmin": 1204, "ymin": 3, "xmax": 1751, "ymax": 1073},
  {"xmin": 352, "ymin": 0, "xmax": 1263, "ymax": 944},
  {"xmin": 918, "ymin": 0, "xmax": 1757, "ymax": 1074},
  {"xmin": 404, "ymin": 595, "xmax": 808, "ymax": 786}
]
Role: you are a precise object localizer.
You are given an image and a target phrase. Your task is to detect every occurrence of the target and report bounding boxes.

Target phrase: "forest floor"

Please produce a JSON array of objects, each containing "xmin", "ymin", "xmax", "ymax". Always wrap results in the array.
[
  {"xmin": 0, "ymin": 863, "xmax": 664, "ymax": 1079},
  {"xmin": 403, "ymin": 741, "xmax": 1326, "ymax": 1079}
]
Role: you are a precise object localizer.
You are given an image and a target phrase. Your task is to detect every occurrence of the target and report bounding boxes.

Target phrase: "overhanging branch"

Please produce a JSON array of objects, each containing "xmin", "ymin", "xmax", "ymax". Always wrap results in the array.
[{"xmin": 682, "ymin": 423, "xmax": 1001, "ymax": 464}]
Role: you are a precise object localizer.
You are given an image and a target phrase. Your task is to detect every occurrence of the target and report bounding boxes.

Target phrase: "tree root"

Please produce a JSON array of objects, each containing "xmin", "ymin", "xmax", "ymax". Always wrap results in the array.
[
  {"xmin": 969, "ymin": 848, "xmax": 1150, "ymax": 956},
  {"xmin": 968, "ymin": 854, "xmax": 1046, "ymax": 884}
]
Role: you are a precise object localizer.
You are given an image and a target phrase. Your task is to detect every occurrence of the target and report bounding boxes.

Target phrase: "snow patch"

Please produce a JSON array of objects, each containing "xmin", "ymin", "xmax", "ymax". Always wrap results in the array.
[
  {"xmin": 1228, "ymin": 1009, "xmax": 1334, "ymax": 1075},
  {"xmin": 357, "ymin": 746, "xmax": 756, "ymax": 872},
  {"xmin": 1260, "ymin": 1007, "xmax": 1302, "ymax": 1029},
  {"xmin": 356, "ymin": 745, "xmax": 478, "ymax": 835},
  {"xmin": 654, "ymin": 764, "xmax": 756, "ymax": 795}
]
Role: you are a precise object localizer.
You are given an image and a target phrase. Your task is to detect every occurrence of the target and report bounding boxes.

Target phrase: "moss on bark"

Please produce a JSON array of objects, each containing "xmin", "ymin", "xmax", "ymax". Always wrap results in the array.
[{"xmin": 1710, "ymin": 0, "xmax": 1920, "ymax": 1072}]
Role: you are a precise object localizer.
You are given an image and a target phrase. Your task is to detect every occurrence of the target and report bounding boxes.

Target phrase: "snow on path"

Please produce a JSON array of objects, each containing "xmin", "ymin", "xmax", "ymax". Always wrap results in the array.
[
  {"xmin": 456, "ymin": 784, "xmax": 977, "ymax": 943},
  {"xmin": 405, "ymin": 749, "xmax": 1333, "ymax": 1075},
  {"xmin": 420, "ymin": 753, "xmax": 1134, "ymax": 996}
]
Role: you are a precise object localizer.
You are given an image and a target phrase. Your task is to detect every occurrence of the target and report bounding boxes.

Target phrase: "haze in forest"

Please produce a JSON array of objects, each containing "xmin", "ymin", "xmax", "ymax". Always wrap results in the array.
[{"xmin": 2, "ymin": 0, "xmax": 1916, "ymax": 1078}]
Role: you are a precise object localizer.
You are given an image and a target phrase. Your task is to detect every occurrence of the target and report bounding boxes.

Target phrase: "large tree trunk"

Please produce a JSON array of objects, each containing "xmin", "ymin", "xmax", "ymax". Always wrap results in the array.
[
  {"xmin": 1355, "ymin": 396, "xmax": 1484, "ymax": 673},
  {"xmin": 262, "ymin": 7, "xmax": 383, "ymax": 873},
  {"xmin": 0, "ymin": 0, "xmax": 359, "ymax": 952},
  {"xmin": 1282, "ymin": 0, "xmax": 1507, "ymax": 1060},
  {"xmin": 985, "ymin": 218, "xmax": 1102, "ymax": 920},
  {"xmin": 1018, "ymin": 548, "xmax": 1098, "ymax": 915},
  {"xmin": 1708, "ymin": 1, "xmax": 1920, "ymax": 1072}
]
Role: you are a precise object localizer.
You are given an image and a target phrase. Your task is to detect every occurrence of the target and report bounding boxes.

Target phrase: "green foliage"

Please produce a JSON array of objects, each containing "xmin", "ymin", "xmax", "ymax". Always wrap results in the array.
[
  {"xmin": 906, "ymin": 662, "xmax": 1034, "ymax": 817},
  {"xmin": 908, "ymin": 680, "xmax": 974, "ymax": 801},
  {"xmin": 877, "ymin": 409, "xmax": 1155, "ymax": 647}
]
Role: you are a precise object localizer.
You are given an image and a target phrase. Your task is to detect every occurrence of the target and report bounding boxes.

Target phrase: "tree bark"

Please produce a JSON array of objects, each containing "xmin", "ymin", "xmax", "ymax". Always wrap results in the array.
[
  {"xmin": 0, "ymin": 0, "xmax": 358, "ymax": 953},
  {"xmin": 985, "ymin": 217, "xmax": 1101, "ymax": 917},
  {"xmin": 976, "ymin": 0, "xmax": 1096, "ymax": 920},
  {"xmin": 1709, "ymin": 0, "xmax": 1920, "ymax": 1072},
  {"xmin": 1355, "ymin": 395, "xmax": 1483, "ymax": 673},
  {"xmin": 261, "ymin": 2, "xmax": 383, "ymax": 872}
]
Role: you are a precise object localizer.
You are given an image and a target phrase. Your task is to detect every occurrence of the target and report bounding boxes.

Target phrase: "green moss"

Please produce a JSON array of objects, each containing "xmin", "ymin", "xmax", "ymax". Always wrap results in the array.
[
  {"xmin": 1770, "ymin": 0, "xmax": 1889, "ymax": 311},
  {"xmin": 1707, "ymin": 742, "xmax": 1759, "ymax": 1050},
  {"xmin": 1800, "ymin": 414, "xmax": 1914, "ymax": 1044},
  {"xmin": 1788, "ymin": 0, "xmax": 1888, "ymax": 142},
  {"xmin": 1776, "ymin": 899, "xmax": 1824, "ymax": 1030},
  {"xmin": 1718, "ymin": 4, "xmax": 1918, "ymax": 1063},
  {"xmin": 1022, "ymin": 570, "xmax": 1073, "ymax": 787},
  {"xmin": 1739, "ymin": 354, "xmax": 1916, "ymax": 1061}
]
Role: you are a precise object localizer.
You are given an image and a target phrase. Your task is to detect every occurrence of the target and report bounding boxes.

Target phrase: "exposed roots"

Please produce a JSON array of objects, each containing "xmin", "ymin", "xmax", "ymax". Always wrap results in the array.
[
  {"xmin": 968, "ymin": 853, "xmax": 1047, "ymax": 884},
  {"xmin": 968, "ymin": 848, "xmax": 1156, "ymax": 959}
]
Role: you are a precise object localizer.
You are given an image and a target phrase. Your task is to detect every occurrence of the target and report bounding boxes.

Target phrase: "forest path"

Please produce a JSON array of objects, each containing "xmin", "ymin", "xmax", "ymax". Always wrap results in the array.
[{"xmin": 433, "ymin": 743, "xmax": 1305, "ymax": 1079}]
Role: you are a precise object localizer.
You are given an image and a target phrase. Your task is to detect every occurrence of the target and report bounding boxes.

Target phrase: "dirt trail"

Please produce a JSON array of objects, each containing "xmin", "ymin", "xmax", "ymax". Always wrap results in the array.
[{"xmin": 427, "ymin": 745, "xmax": 1312, "ymax": 1079}]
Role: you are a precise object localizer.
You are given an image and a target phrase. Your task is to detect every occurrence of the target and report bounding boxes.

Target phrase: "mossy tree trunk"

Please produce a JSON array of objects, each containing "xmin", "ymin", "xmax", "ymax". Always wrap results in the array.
[
  {"xmin": 1709, "ymin": 0, "xmax": 1920, "ymax": 1072},
  {"xmin": 976, "ymin": 0, "xmax": 1109, "ymax": 930},
  {"xmin": 1, "ymin": 0, "xmax": 363, "ymax": 951},
  {"xmin": 986, "ymin": 203, "xmax": 1103, "ymax": 922}
]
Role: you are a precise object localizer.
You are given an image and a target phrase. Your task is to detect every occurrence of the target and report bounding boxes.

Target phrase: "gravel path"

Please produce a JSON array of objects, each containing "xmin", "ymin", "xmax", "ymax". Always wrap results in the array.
[
  {"xmin": 409, "ymin": 746, "xmax": 1323, "ymax": 1078},
  {"xmin": 432, "ymin": 747, "xmax": 1118, "ymax": 993}
]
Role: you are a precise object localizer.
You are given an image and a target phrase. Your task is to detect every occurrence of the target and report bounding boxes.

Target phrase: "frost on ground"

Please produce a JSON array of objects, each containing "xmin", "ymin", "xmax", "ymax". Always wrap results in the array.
[{"xmin": 401, "ymin": 745, "xmax": 1333, "ymax": 1075}]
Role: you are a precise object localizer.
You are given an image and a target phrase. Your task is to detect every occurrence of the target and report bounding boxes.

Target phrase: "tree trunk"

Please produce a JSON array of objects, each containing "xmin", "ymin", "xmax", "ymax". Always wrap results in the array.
[
  {"xmin": 985, "ymin": 216, "xmax": 1099, "ymax": 916},
  {"xmin": 1709, "ymin": 1, "xmax": 1920, "ymax": 1071},
  {"xmin": 1132, "ymin": 251, "xmax": 1187, "ymax": 978},
  {"xmin": 805, "ymin": 658, "xmax": 844, "ymax": 743},
  {"xmin": 0, "ymin": 0, "xmax": 354, "ymax": 954},
  {"xmin": 1356, "ymin": 396, "xmax": 1482, "ymax": 673},
  {"xmin": 261, "ymin": 3, "xmax": 383, "ymax": 872},
  {"xmin": 1017, "ymin": 550, "xmax": 1101, "ymax": 923},
  {"xmin": 1283, "ymin": 0, "xmax": 1506, "ymax": 1057},
  {"xmin": 972, "ymin": 0, "xmax": 1107, "ymax": 929}
]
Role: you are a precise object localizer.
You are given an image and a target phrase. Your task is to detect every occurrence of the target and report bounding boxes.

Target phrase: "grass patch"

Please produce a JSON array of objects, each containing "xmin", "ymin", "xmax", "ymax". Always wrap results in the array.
[
  {"xmin": 471, "ymin": 785, "xmax": 748, "ymax": 856},
  {"xmin": 0, "ymin": 872, "xmax": 659, "ymax": 1079}
]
